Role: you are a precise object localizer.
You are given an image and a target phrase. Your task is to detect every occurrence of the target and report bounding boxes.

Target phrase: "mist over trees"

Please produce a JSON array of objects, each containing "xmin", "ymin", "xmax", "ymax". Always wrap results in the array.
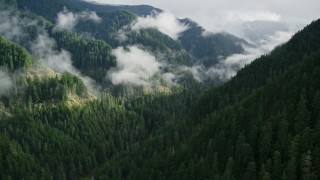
[{"xmin": 0, "ymin": 0, "xmax": 320, "ymax": 179}]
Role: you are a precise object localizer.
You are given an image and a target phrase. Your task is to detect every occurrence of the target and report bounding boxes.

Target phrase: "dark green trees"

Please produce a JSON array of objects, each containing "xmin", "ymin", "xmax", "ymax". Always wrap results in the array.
[
  {"xmin": 1, "ymin": 0, "xmax": 320, "ymax": 179},
  {"xmin": 0, "ymin": 36, "xmax": 32, "ymax": 70}
]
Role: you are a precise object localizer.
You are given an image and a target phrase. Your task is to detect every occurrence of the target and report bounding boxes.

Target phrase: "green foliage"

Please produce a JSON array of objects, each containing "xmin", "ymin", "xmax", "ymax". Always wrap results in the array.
[
  {"xmin": 51, "ymin": 31, "xmax": 116, "ymax": 83},
  {"xmin": 1, "ymin": 1, "xmax": 320, "ymax": 179},
  {"xmin": 74, "ymin": 10, "xmax": 136, "ymax": 47},
  {"xmin": 25, "ymin": 72, "xmax": 88, "ymax": 103},
  {"xmin": 0, "ymin": 92, "xmax": 148, "ymax": 178},
  {"xmin": 16, "ymin": 0, "xmax": 159, "ymax": 22},
  {"xmin": 193, "ymin": 18, "xmax": 320, "ymax": 119},
  {"xmin": 0, "ymin": 36, "xmax": 32, "ymax": 70},
  {"xmin": 125, "ymin": 28, "xmax": 182, "ymax": 51},
  {"xmin": 16, "ymin": 0, "xmax": 79, "ymax": 22},
  {"xmin": 90, "ymin": 19, "xmax": 320, "ymax": 179},
  {"xmin": 179, "ymin": 19, "xmax": 246, "ymax": 66}
]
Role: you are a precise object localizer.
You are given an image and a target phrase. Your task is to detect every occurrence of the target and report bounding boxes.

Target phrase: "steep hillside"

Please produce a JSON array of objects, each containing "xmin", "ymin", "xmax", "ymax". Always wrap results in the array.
[
  {"xmin": 50, "ymin": 31, "xmax": 116, "ymax": 83},
  {"xmin": 194, "ymin": 19, "xmax": 320, "ymax": 119},
  {"xmin": 16, "ymin": 0, "xmax": 160, "ymax": 22},
  {"xmin": 0, "ymin": 2, "xmax": 120, "ymax": 84},
  {"xmin": 179, "ymin": 18, "xmax": 249, "ymax": 66},
  {"xmin": 1, "ymin": 0, "xmax": 319, "ymax": 179},
  {"xmin": 0, "ymin": 35, "xmax": 147, "ymax": 179},
  {"xmin": 0, "ymin": 2, "xmax": 208, "ymax": 178},
  {"xmin": 91, "ymin": 19, "xmax": 320, "ymax": 179},
  {"xmin": 14, "ymin": 0, "xmax": 249, "ymax": 69},
  {"xmin": 70, "ymin": 0, "xmax": 162, "ymax": 16},
  {"xmin": 0, "ymin": 36, "xmax": 32, "ymax": 70}
]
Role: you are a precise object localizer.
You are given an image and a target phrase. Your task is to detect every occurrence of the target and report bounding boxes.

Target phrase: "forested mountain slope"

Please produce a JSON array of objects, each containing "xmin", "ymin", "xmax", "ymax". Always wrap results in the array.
[
  {"xmin": 1, "ymin": 0, "xmax": 319, "ymax": 179},
  {"xmin": 14, "ymin": 0, "xmax": 249, "ymax": 67},
  {"xmin": 0, "ymin": 35, "xmax": 147, "ymax": 179},
  {"xmin": 194, "ymin": 19, "xmax": 320, "ymax": 119},
  {"xmin": 91, "ymin": 19, "xmax": 320, "ymax": 179},
  {"xmin": 16, "ymin": 0, "xmax": 160, "ymax": 21},
  {"xmin": 179, "ymin": 18, "xmax": 248, "ymax": 66},
  {"xmin": 0, "ymin": 36, "xmax": 32, "ymax": 70},
  {"xmin": 0, "ymin": 2, "xmax": 209, "ymax": 179},
  {"xmin": 1, "ymin": 1, "xmax": 196, "ymax": 86}
]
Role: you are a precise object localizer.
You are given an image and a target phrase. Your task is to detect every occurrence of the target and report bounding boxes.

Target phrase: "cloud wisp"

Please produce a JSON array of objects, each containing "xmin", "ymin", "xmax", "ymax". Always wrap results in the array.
[
  {"xmin": 0, "ymin": 10, "xmax": 24, "ymax": 42},
  {"xmin": 109, "ymin": 45, "xmax": 217, "ymax": 87},
  {"xmin": 0, "ymin": 10, "xmax": 38, "ymax": 44},
  {"xmin": 117, "ymin": 11, "xmax": 189, "ymax": 41},
  {"xmin": 112, "ymin": 29, "xmax": 293, "ymax": 85},
  {"xmin": 32, "ymin": 34, "xmax": 75, "ymax": 73},
  {"xmin": 0, "ymin": 69, "xmax": 13, "ymax": 96},
  {"xmin": 0, "ymin": 6, "xmax": 100, "ymax": 93},
  {"xmin": 31, "ymin": 33, "xmax": 98, "ymax": 92},
  {"xmin": 132, "ymin": 11, "xmax": 189, "ymax": 40},
  {"xmin": 84, "ymin": 0, "xmax": 319, "ymax": 42},
  {"xmin": 109, "ymin": 46, "xmax": 162, "ymax": 86},
  {"xmin": 180, "ymin": 66, "xmax": 204, "ymax": 82},
  {"xmin": 206, "ymin": 30, "xmax": 293, "ymax": 80},
  {"xmin": 54, "ymin": 7, "xmax": 101, "ymax": 32}
]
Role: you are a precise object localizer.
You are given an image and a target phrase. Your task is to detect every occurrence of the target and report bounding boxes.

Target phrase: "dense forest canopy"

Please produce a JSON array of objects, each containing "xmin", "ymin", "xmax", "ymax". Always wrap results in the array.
[{"xmin": 0, "ymin": 0, "xmax": 319, "ymax": 179}]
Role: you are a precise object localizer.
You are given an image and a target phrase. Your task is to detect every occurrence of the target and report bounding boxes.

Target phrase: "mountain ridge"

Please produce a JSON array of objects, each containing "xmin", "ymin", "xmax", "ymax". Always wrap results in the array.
[
  {"xmin": 91, "ymin": 18, "xmax": 320, "ymax": 180},
  {"xmin": 14, "ymin": 0, "xmax": 250, "ymax": 67},
  {"xmin": 1, "ymin": 0, "xmax": 319, "ymax": 179}
]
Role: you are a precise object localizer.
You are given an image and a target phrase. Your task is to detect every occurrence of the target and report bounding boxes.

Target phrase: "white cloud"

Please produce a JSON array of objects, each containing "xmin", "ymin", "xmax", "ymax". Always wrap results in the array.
[
  {"xmin": 54, "ymin": 7, "xmax": 101, "ymax": 31},
  {"xmin": 0, "ymin": 11, "xmax": 24, "ymax": 41},
  {"xmin": 187, "ymin": 10, "xmax": 285, "ymax": 37},
  {"xmin": 132, "ymin": 11, "xmax": 188, "ymax": 40},
  {"xmin": 162, "ymin": 72, "xmax": 177, "ymax": 85},
  {"xmin": 85, "ymin": 0, "xmax": 319, "ymax": 42},
  {"xmin": 260, "ymin": 31, "xmax": 293, "ymax": 51},
  {"xmin": 207, "ymin": 30, "xmax": 293, "ymax": 80},
  {"xmin": 116, "ymin": 29, "xmax": 129, "ymax": 42},
  {"xmin": 0, "ymin": 10, "xmax": 38, "ymax": 44},
  {"xmin": 113, "ymin": 28, "xmax": 294, "ymax": 84},
  {"xmin": 224, "ymin": 11, "xmax": 281, "ymax": 23},
  {"xmin": 180, "ymin": 66, "xmax": 204, "ymax": 82},
  {"xmin": 120, "ymin": 11, "xmax": 189, "ymax": 40},
  {"xmin": 0, "ymin": 68, "xmax": 13, "ymax": 96},
  {"xmin": 109, "ymin": 46, "xmax": 162, "ymax": 86},
  {"xmin": 31, "ymin": 33, "xmax": 98, "ymax": 92},
  {"xmin": 0, "ymin": 7, "xmax": 100, "ymax": 93},
  {"xmin": 32, "ymin": 34, "xmax": 73, "ymax": 73}
]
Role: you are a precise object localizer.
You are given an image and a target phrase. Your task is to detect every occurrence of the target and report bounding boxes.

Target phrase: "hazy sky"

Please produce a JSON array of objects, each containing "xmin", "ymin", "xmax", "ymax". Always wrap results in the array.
[{"xmin": 85, "ymin": 0, "xmax": 320, "ymax": 36}]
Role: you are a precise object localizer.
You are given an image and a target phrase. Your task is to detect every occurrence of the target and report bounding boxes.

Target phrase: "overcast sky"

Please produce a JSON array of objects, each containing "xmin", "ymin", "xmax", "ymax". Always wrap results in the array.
[{"xmin": 85, "ymin": 0, "xmax": 320, "ymax": 36}]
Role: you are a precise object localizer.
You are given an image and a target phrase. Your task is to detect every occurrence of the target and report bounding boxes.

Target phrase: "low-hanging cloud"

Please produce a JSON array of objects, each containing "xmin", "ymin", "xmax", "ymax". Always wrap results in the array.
[
  {"xmin": 180, "ymin": 65, "xmax": 204, "ymax": 82},
  {"xmin": 0, "ymin": 68, "xmax": 13, "ymax": 96},
  {"xmin": 0, "ymin": 10, "xmax": 38, "ymax": 44},
  {"xmin": 109, "ymin": 46, "xmax": 162, "ymax": 86},
  {"xmin": 177, "ymin": 30, "xmax": 293, "ymax": 82},
  {"xmin": 132, "ymin": 11, "xmax": 189, "ymax": 40},
  {"xmin": 84, "ymin": 0, "xmax": 319, "ymax": 41},
  {"xmin": 54, "ymin": 7, "xmax": 101, "ymax": 32},
  {"xmin": 0, "ymin": 10, "xmax": 24, "ymax": 42},
  {"xmin": 0, "ymin": 6, "xmax": 99, "ymax": 93},
  {"xmin": 118, "ymin": 11, "xmax": 189, "ymax": 41},
  {"xmin": 108, "ymin": 45, "xmax": 212, "ymax": 87},
  {"xmin": 206, "ymin": 30, "xmax": 293, "ymax": 81},
  {"xmin": 32, "ymin": 34, "xmax": 74, "ymax": 73},
  {"xmin": 31, "ymin": 33, "xmax": 98, "ymax": 92}
]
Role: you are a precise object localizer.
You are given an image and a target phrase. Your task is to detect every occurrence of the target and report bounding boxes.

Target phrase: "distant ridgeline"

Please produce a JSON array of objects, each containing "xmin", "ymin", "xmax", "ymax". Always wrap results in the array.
[
  {"xmin": 0, "ymin": 0, "xmax": 249, "ymax": 90},
  {"xmin": 14, "ymin": 0, "xmax": 247, "ymax": 66}
]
